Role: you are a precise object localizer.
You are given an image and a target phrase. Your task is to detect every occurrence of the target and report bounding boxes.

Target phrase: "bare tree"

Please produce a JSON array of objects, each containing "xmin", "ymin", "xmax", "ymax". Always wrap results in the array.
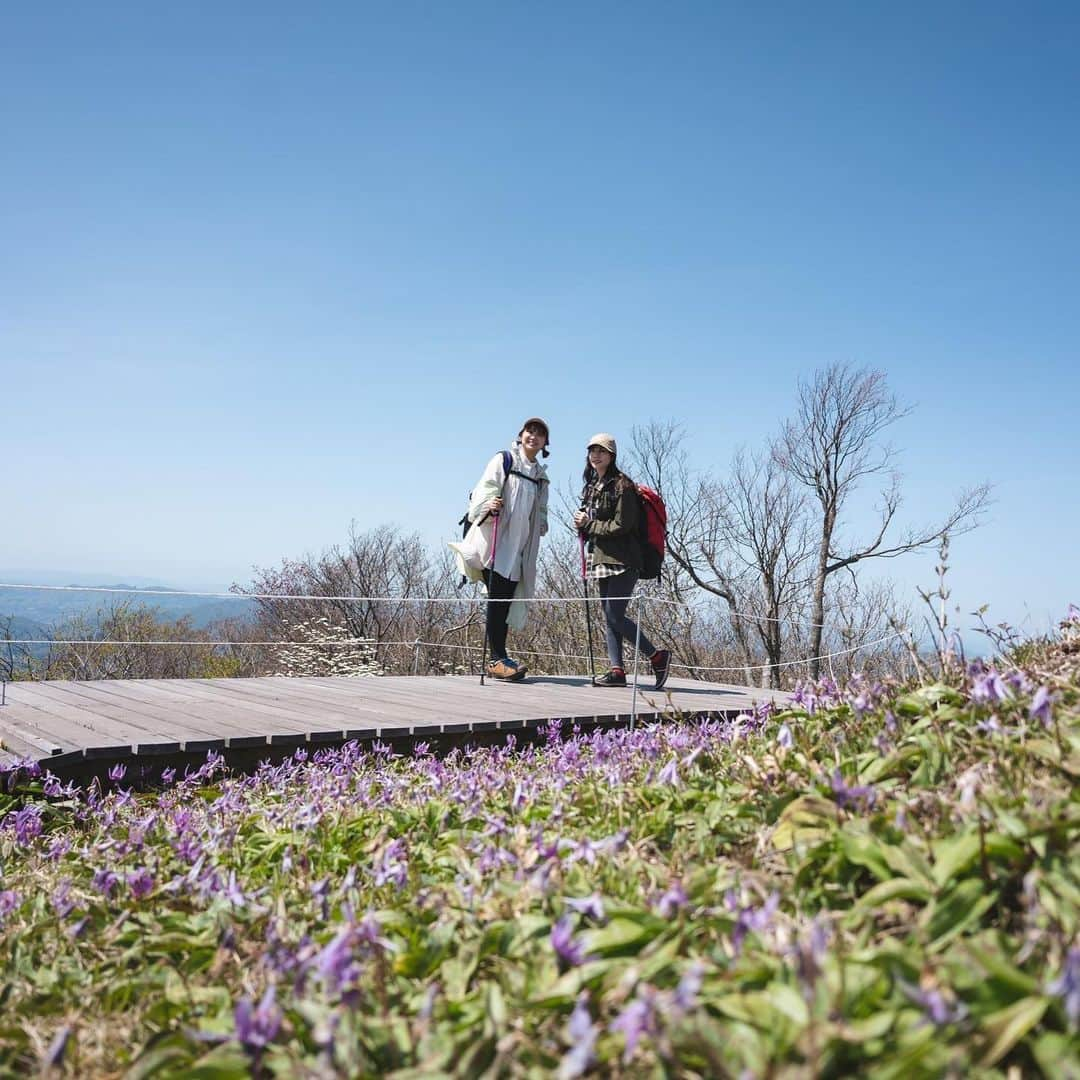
[
  {"xmin": 631, "ymin": 422, "xmax": 814, "ymax": 687},
  {"xmin": 38, "ymin": 603, "xmax": 259, "ymax": 680},
  {"xmin": 245, "ymin": 523, "xmax": 481, "ymax": 675},
  {"xmin": 774, "ymin": 364, "xmax": 991, "ymax": 677}
]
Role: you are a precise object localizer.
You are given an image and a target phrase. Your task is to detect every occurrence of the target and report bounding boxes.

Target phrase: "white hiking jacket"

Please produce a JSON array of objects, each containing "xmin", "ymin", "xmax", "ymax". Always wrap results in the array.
[{"xmin": 449, "ymin": 445, "xmax": 549, "ymax": 631}]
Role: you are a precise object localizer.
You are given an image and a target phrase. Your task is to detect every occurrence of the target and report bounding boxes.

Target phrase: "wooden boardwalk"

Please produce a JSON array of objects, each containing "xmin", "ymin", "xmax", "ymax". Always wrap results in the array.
[{"xmin": 0, "ymin": 674, "xmax": 787, "ymax": 777}]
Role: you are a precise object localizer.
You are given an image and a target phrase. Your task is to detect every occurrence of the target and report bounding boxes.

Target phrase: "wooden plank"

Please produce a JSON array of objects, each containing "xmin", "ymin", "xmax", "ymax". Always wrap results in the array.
[
  {"xmin": 9, "ymin": 682, "xmax": 231, "ymax": 754},
  {"xmin": 0, "ymin": 673, "xmax": 788, "ymax": 770},
  {"xmin": 67, "ymin": 679, "xmax": 265, "ymax": 740},
  {"xmin": 0, "ymin": 719, "xmax": 63, "ymax": 758},
  {"xmin": 288, "ymin": 678, "xmax": 498, "ymax": 727},
  {"xmin": 0, "ymin": 698, "xmax": 131, "ymax": 756},
  {"xmin": 104, "ymin": 678, "xmax": 300, "ymax": 738},
  {"xmin": 198, "ymin": 678, "xmax": 384, "ymax": 729},
  {"xmin": 16, "ymin": 682, "xmax": 191, "ymax": 747},
  {"xmin": 135, "ymin": 678, "xmax": 351, "ymax": 735}
]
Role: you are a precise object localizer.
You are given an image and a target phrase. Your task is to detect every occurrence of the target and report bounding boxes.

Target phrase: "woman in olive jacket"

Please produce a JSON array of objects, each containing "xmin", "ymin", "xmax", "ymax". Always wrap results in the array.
[{"xmin": 573, "ymin": 433, "xmax": 671, "ymax": 689}]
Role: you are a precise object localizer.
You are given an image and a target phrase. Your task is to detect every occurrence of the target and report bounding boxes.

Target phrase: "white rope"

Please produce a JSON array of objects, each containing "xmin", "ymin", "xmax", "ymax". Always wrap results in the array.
[
  {"xmin": 0, "ymin": 630, "xmax": 907, "ymax": 673},
  {"xmin": 0, "ymin": 580, "xmax": 864, "ymax": 627}
]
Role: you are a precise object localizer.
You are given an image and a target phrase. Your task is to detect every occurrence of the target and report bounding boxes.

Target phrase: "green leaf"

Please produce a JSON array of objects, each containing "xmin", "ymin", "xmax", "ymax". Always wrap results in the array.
[
  {"xmin": 581, "ymin": 914, "xmax": 666, "ymax": 957},
  {"xmin": 895, "ymin": 684, "xmax": 964, "ymax": 716},
  {"xmin": 924, "ymin": 879, "xmax": 997, "ymax": 947},
  {"xmin": 1030, "ymin": 1031, "xmax": 1080, "ymax": 1079},
  {"xmin": 931, "ymin": 831, "xmax": 981, "ymax": 888},
  {"xmin": 183, "ymin": 1043, "xmax": 252, "ymax": 1080},
  {"xmin": 879, "ymin": 842, "xmax": 935, "ymax": 888},
  {"xmin": 839, "ymin": 828, "xmax": 894, "ymax": 882},
  {"xmin": 963, "ymin": 941, "xmax": 1036, "ymax": 997},
  {"xmin": 771, "ymin": 795, "xmax": 839, "ymax": 852},
  {"xmin": 127, "ymin": 1033, "xmax": 195, "ymax": 1079},
  {"xmin": 852, "ymin": 877, "xmax": 931, "ymax": 912},
  {"xmin": 978, "ymin": 995, "xmax": 1049, "ymax": 1067}
]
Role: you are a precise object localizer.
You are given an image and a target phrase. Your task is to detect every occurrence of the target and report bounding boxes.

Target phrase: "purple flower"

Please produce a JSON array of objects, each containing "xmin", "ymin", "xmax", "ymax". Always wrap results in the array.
[
  {"xmin": 12, "ymin": 806, "xmax": 43, "ymax": 846},
  {"xmin": 970, "ymin": 670, "xmax": 1011, "ymax": 705},
  {"xmin": 314, "ymin": 913, "xmax": 396, "ymax": 994},
  {"xmin": 551, "ymin": 915, "xmax": 590, "ymax": 968},
  {"xmin": 777, "ymin": 723, "xmax": 794, "ymax": 750},
  {"xmin": 373, "ymin": 839, "xmax": 409, "ymax": 888},
  {"xmin": 558, "ymin": 992, "xmax": 597, "ymax": 1080},
  {"xmin": 655, "ymin": 881, "xmax": 689, "ymax": 919},
  {"xmin": 315, "ymin": 926, "xmax": 358, "ymax": 991},
  {"xmin": 673, "ymin": 962, "xmax": 704, "ymax": 1011},
  {"xmin": 108, "ymin": 763, "xmax": 126, "ymax": 783},
  {"xmin": 565, "ymin": 894, "xmax": 606, "ymax": 922},
  {"xmin": 1047, "ymin": 948, "xmax": 1080, "ymax": 1027},
  {"xmin": 161, "ymin": 767, "xmax": 176, "ymax": 785},
  {"xmin": 234, "ymin": 986, "xmax": 282, "ymax": 1050},
  {"xmin": 899, "ymin": 980, "xmax": 967, "ymax": 1027},
  {"xmin": 91, "ymin": 868, "xmax": 119, "ymax": 896},
  {"xmin": 47, "ymin": 836, "xmax": 71, "ymax": 862},
  {"xmin": 224, "ymin": 871, "xmax": 249, "ymax": 909},
  {"xmin": 656, "ymin": 758, "xmax": 680, "ymax": 787},
  {"xmin": 51, "ymin": 880, "xmax": 76, "ymax": 918},
  {"xmin": 127, "ymin": 868, "xmax": 155, "ymax": 899},
  {"xmin": 790, "ymin": 919, "xmax": 831, "ymax": 997},
  {"xmin": 0, "ymin": 890, "xmax": 21, "ymax": 925},
  {"xmin": 1030, "ymin": 686, "xmax": 1054, "ymax": 727},
  {"xmin": 610, "ymin": 987, "xmax": 658, "ymax": 1062},
  {"xmin": 830, "ymin": 770, "xmax": 877, "ymax": 811},
  {"xmin": 45, "ymin": 1027, "xmax": 71, "ymax": 1068},
  {"xmin": 731, "ymin": 892, "xmax": 780, "ymax": 953}
]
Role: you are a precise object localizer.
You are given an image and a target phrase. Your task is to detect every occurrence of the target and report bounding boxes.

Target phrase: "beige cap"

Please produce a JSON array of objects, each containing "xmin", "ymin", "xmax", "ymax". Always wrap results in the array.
[
  {"xmin": 586, "ymin": 433, "xmax": 617, "ymax": 455},
  {"xmin": 520, "ymin": 417, "xmax": 550, "ymax": 441}
]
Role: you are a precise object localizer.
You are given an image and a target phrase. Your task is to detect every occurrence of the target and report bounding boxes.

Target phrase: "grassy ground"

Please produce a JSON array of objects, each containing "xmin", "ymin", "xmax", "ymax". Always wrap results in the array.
[{"xmin": 1, "ymin": 626, "xmax": 1078, "ymax": 1077}]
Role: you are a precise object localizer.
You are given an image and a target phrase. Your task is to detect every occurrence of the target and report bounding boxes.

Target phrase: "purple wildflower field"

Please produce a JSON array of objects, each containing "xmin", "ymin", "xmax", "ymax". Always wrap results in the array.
[{"xmin": 1, "ymin": 619, "xmax": 1079, "ymax": 1076}]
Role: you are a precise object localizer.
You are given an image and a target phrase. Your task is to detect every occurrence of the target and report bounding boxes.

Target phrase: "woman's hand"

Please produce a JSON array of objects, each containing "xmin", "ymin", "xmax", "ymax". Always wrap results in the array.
[
  {"xmin": 573, "ymin": 510, "xmax": 589, "ymax": 530},
  {"xmin": 487, "ymin": 496, "xmax": 504, "ymax": 515}
]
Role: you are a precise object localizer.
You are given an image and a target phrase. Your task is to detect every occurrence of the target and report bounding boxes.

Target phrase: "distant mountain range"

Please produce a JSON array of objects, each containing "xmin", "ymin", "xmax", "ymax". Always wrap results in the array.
[{"xmin": 0, "ymin": 581, "xmax": 256, "ymax": 637}]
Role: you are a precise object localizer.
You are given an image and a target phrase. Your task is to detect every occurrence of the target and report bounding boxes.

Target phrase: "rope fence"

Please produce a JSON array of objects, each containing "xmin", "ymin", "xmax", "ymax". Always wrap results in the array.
[
  {"xmin": 0, "ymin": 581, "xmax": 911, "ymax": 687},
  {"xmin": 0, "ymin": 581, "xmax": 840, "ymax": 626},
  {"xmin": 0, "ymin": 630, "xmax": 907, "ymax": 676}
]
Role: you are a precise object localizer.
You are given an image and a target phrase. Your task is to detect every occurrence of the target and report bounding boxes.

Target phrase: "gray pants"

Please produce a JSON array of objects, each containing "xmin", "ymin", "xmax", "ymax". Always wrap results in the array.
[{"xmin": 597, "ymin": 570, "xmax": 655, "ymax": 670}]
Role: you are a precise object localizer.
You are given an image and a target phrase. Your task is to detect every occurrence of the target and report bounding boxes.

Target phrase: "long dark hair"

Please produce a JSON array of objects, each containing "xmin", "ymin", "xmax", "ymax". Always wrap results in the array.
[{"xmin": 581, "ymin": 453, "xmax": 634, "ymax": 504}]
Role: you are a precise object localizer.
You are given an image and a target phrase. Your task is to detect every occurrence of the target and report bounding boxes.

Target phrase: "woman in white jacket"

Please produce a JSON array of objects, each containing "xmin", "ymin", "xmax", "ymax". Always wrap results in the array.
[{"xmin": 450, "ymin": 418, "xmax": 550, "ymax": 681}]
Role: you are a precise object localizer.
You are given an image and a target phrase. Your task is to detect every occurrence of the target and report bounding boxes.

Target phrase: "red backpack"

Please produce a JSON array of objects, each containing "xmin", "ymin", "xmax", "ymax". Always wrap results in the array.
[{"xmin": 635, "ymin": 485, "xmax": 667, "ymax": 580}]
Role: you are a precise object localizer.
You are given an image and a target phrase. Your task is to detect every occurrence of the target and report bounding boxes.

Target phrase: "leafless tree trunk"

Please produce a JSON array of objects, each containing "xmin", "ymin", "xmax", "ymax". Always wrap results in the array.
[{"xmin": 774, "ymin": 364, "xmax": 991, "ymax": 678}]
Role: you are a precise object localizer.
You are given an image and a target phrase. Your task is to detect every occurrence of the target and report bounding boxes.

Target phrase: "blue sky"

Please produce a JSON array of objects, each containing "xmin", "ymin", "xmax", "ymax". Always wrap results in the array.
[{"xmin": 3, "ymin": 3, "xmax": 1077, "ymax": 637}]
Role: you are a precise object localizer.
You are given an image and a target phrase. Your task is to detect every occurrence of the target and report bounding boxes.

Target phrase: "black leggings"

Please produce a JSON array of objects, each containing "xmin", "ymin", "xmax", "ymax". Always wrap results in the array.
[
  {"xmin": 482, "ymin": 569, "xmax": 517, "ymax": 660},
  {"xmin": 598, "ymin": 570, "xmax": 656, "ymax": 669}
]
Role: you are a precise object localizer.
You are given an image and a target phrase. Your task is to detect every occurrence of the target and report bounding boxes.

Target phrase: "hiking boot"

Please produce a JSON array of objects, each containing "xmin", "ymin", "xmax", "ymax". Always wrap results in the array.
[
  {"xmin": 650, "ymin": 649, "xmax": 672, "ymax": 690},
  {"xmin": 487, "ymin": 657, "xmax": 527, "ymax": 682},
  {"xmin": 593, "ymin": 667, "xmax": 627, "ymax": 687}
]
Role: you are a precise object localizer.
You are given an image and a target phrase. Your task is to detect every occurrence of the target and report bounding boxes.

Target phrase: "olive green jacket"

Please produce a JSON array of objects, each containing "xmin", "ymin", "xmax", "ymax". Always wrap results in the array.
[{"xmin": 582, "ymin": 475, "xmax": 643, "ymax": 572}]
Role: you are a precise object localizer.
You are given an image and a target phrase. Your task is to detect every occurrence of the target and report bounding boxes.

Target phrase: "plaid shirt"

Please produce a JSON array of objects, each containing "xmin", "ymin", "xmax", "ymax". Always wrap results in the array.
[{"xmin": 587, "ymin": 554, "xmax": 627, "ymax": 581}]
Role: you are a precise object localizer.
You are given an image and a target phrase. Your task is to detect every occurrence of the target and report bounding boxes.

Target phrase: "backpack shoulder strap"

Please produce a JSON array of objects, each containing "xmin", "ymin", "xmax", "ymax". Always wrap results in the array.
[{"xmin": 504, "ymin": 449, "xmax": 543, "ymax": 486}]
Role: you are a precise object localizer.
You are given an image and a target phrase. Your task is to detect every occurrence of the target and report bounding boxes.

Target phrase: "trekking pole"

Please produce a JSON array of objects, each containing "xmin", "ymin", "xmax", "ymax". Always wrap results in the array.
[
  {"xmin": 579, "ymin": 533, "xmax": 596, "ymax": 683},
  {"xmin": 629, "ymin": 593, "xmax": 645, "ymax": 730},
  {"xmin": 480, "ymin": 509, "xmax": 501, "ymax": 686}
]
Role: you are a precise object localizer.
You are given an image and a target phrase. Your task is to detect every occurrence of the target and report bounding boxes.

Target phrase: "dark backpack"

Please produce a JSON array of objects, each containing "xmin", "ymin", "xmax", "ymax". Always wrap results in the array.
[{"xmin": 635, "ymin": 485, "xmax": 667, "ymax": 580}]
